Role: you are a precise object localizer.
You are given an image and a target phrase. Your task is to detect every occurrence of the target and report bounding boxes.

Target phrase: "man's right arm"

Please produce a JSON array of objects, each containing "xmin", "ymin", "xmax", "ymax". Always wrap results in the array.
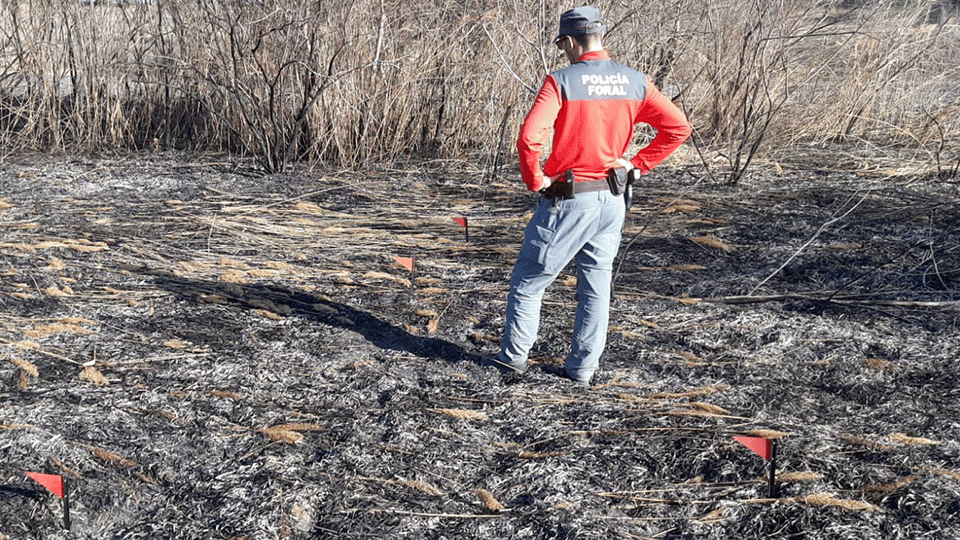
[{"xmin": 627, "ymin": 81, "xmax": 692, "ymax": 174}]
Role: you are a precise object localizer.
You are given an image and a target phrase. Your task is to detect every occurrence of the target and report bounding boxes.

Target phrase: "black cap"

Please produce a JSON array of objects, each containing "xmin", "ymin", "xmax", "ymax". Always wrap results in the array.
[{"xmin": 555, "ymin": 6, "xmax": 605, "ymax": 42}]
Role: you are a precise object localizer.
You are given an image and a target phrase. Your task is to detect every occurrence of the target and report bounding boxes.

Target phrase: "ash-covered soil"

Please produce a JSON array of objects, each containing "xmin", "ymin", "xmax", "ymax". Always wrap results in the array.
[{"xmin": 1, "ymin": 153, "xmax": 959, "ymax": 540}]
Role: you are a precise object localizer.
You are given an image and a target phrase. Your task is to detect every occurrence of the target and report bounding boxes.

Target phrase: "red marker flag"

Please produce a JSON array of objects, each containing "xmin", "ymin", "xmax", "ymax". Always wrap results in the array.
[
  {"xmin": 452, "ymin": 217, "xmax": 470, "ymax": 242},
  {"xmin": 394, "ymin": 257, "xmax": 414, "ymax": 271},
  {"xmin": 734, "ymin": 436, "xmax": 773, "ymax": 461},
  {"xmin": 26, "ymin": 472, "xmax": 65, "ymax": 498}
]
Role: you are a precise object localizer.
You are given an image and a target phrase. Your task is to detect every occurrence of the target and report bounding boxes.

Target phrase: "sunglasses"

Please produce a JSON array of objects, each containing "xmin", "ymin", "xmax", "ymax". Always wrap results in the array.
[{"xmin": 554, "ymin": 35, "xmax": 569, "ymax": 48}]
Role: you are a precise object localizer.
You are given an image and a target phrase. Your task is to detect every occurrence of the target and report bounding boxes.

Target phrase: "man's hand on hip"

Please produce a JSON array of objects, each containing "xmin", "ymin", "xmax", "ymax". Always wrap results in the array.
[
  {"xmin": 537, "ymin": 175, "xmax": 552, "ymax": 192},
  {"xmin": 536, "ymin": 173, "xmax": 565, "ymax": 193}
]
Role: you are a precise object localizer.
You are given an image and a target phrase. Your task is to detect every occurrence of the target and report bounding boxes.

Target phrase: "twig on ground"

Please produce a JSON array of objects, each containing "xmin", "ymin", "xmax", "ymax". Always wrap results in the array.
[
  {"xmin": 0, "ymin": 338, "xmax": 84, "ymax": 366},
  {"xmin": 748, "ymin": 190, "xmax": 869, "ymax": 295},
  {"xmin": 705, "ymin": 293, "xmax": 960, "ymax": 308}
]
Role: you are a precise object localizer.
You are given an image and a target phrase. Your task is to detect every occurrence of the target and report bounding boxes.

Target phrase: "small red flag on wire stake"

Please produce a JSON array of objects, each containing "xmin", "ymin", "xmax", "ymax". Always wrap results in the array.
[
  {"xmin": 733, "ymin": 436, "xmax": 778, "ymax": 498},
  {"xmin": 26, "ymin": 472, "xmax": 70, "ymax": 530},
  {"xmin": 394, "ymin": 256, "xmax": 415, "ymax": 294},
  {"xmin": 452, "ymin": 217, "xmax": 469, "ymax": 242}
]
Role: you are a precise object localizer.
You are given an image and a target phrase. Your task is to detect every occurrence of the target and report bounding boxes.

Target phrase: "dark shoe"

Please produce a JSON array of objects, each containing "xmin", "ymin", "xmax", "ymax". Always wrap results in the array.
[
  {"xmin": 483, "ymin": 355, "xmax": 528, "ymax": 375},
  {"xmin": 560, "ymin": 368, "xmax": 591, "ymax": 388}
]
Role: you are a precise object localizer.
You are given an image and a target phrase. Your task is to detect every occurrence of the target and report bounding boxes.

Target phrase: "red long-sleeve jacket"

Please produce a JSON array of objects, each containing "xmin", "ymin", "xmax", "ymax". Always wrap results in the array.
[{"xmin": 517, "ymin": 50, "xmax": 691, "ymax": 191}]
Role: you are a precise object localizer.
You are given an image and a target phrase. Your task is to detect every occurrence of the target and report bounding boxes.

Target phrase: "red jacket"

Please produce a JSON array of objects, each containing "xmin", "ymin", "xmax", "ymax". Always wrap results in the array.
[{"xmin": 517, "ymin": 50, "xmax": 691, "ymax": 191}]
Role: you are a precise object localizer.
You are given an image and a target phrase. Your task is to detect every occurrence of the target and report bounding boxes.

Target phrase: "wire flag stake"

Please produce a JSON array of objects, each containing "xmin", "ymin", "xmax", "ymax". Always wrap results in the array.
[
  {"xmin": 26, "ymin": 472, "xmax": 70, "ymax": 530},
  {"xmin": 733, "ymin": 436, "xmax": 778, "ymax": 498}
]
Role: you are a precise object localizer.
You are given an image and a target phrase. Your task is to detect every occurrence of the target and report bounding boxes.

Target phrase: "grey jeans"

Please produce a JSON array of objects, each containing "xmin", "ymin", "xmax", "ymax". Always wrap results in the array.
[{"xmin": 499, "ymin": 189, "xmax": 625, "ymax": 383}]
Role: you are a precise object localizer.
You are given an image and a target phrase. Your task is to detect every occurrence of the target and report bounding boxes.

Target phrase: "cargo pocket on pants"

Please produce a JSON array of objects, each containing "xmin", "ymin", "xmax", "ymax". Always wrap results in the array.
[{"xmin": 522, "ymin": 205, "xmax": 560, "ymax": 270}]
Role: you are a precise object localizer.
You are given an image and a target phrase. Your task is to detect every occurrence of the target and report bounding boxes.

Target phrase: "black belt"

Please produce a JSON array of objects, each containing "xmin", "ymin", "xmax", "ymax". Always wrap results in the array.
[
  {"xmin": 573, "ymin": 179, "xmax": 609, "ymax": 193},
  {"xmin": 541, "ymin": 175, "xmax": 610, "ymax": 200}
]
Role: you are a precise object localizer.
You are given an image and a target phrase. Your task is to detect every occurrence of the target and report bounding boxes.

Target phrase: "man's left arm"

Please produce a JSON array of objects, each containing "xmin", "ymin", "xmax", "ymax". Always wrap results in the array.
[
  {"xmin": 627, "ymin": 80, "xmax": 692, "ymax": 174},
  {"xmin": 517, "ymin": 76, "xmax": 563, "ymax": 192}
]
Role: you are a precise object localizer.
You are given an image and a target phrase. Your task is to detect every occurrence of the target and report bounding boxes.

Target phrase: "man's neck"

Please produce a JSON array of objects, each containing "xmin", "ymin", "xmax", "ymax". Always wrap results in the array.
[{"xmin": 567, "ymin": 43, "xmax": 604, "ymax": 63}]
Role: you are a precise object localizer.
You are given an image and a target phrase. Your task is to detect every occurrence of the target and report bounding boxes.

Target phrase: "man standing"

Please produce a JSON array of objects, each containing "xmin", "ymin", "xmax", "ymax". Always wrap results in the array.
[{"xmin": 495, "ymin": 6, "xmax": 691, "ymax": 386}]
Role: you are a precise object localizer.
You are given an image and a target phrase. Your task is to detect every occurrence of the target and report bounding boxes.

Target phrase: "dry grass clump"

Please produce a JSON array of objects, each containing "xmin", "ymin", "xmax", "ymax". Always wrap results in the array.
[
  {"xmin": 777, "ymin": 471, "xmax": 823, "ymax": 483},
  {"xmin": 10, "ymin": 357, "xmax": 37, "ymax": 376},
  {"xmin": 397, "ymin": 480, "xmax": 443, "ymax": 496},
  {"xmin": 889, "ymin": 432, "xmax": 939, "ymax": 446},
  {"xmin": 796, "ymin": 493, "xmax": 881, "ymax": 512},
  {"xmin": 473, "ymin": 489, "xmax": 505, "ymax": 512},
  {"xmin": 79, "ymin": 365, "xmax": 109, "ymax": 386},
  {"xmin": 260, "ymin": 423, "xmax": 324, "ymax": 445},
  {"xmin": 690, "ymin": 236, "xmax": 734, "ymax": 253},
  {"xmin": 82, "ymin": 445, "xmax": 138, "ymax": 468},
  {"xmin": 433, "ymin": 408, "xmax": 489, "ymax": 421}
]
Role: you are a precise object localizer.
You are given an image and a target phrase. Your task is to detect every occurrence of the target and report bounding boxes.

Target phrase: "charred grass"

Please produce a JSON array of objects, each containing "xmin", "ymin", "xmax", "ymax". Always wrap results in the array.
[{"xmin": 1, "ymin": 153, "xmax": 959, "ymax": 539}]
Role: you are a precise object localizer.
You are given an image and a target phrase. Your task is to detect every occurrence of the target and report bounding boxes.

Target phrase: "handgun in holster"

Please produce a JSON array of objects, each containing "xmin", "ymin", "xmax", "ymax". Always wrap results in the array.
[
  {"xmin": 541, "ymin": 170, "xmax": 575, "ymax": 200},
  {"xmin": 606, "ymin": 167, "xmax": 640, "ymax": 211}
]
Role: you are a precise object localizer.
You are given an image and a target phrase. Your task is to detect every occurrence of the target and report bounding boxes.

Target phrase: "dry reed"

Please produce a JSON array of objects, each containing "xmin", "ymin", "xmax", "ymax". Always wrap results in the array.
[{"xmin": 0, "ymin": 0, "xmax": 955, "ymax": 175}]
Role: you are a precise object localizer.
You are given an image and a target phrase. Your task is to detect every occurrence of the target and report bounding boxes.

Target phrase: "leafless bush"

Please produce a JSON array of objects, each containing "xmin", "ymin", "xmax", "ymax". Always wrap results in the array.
[
  {"xmin": 606, "ymin": 0, "xmax": 959, "ymax": 182},
  {"xmin": 175, "ymin": 1, "xmax": 340, "ymax": 172}
]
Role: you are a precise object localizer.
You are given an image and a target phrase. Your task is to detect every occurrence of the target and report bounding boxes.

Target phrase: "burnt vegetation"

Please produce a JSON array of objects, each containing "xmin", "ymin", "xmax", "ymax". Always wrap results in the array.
[
  {"xmin": 0, "ymin": 154, "xmax": 958, "ymax": 539},
  {"xmin": 1, "ymin": 0, "xmax": 959, "ymax": 539}
]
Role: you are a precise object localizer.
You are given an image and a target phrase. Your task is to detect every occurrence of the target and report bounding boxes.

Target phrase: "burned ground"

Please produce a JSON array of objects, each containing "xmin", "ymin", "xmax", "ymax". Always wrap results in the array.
[{"xmin": 1, "ymin": 153, "xmax": 959, "ymax": 539}]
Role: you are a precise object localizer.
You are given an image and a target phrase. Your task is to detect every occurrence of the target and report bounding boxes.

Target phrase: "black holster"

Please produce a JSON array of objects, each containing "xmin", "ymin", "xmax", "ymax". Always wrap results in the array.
[
  {"xmin": 541, "ymin": 170, "xmax": 575, "ymax": 200},
  {"xmin": 606, "ymin": 167, "xmax": 640, "ymax": 211}
]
